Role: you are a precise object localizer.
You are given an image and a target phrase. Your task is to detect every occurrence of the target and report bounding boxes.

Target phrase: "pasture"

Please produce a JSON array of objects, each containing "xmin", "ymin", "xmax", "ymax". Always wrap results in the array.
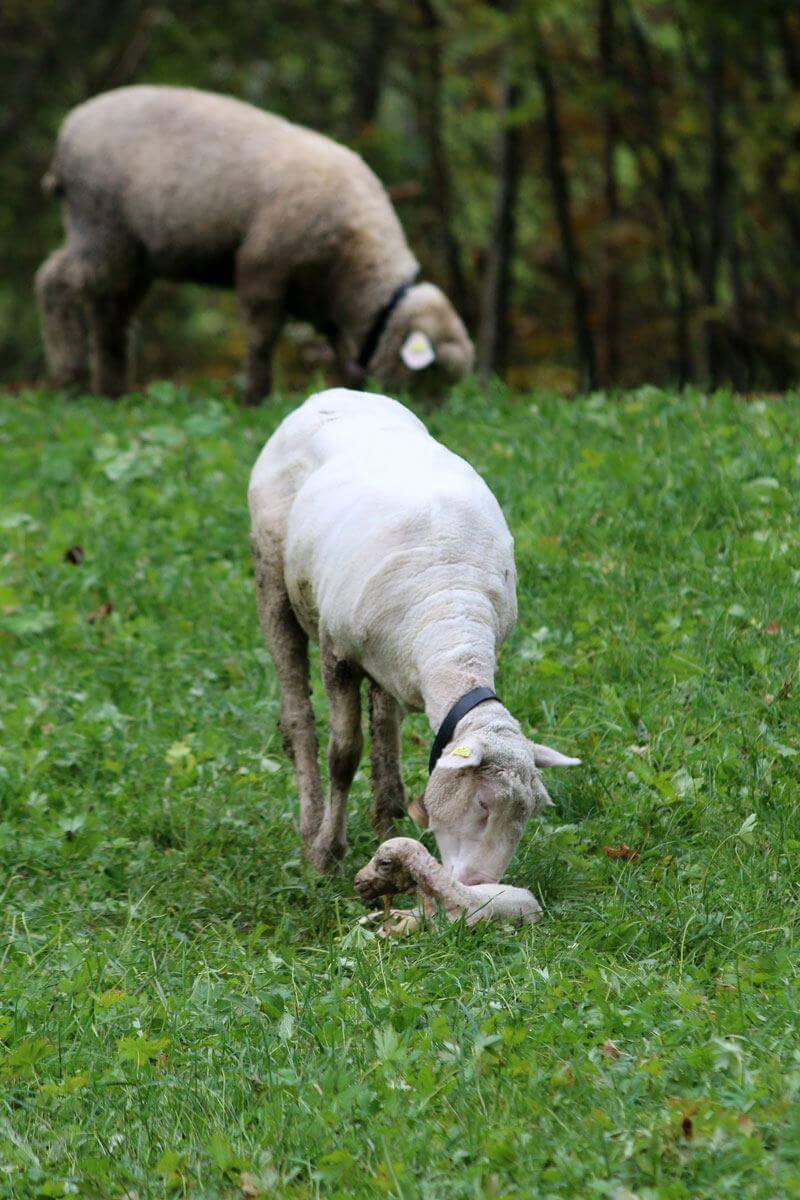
[{"xmin": 1, "ymin": 382, "xmax": 799, "ymax": 1198}]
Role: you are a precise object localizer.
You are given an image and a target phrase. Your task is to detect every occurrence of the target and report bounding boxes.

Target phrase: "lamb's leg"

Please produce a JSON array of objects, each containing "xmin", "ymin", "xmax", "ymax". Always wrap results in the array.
[
  {"xmin": 359, "ymin": 907, "xmax": 424, "ymax": 937},
  {"xmin": 368, "ymin": 682, "xmax": 406, "ymax": 838},
  {"xmin": 35, "ymin": 247, "xmax": 89, "ymax": 389},
  {"xmin": 252, "ymin": 537, "xmax": 324, "ymax": 855},
  {"xmin": 314, "ymin": 642, "xmax": 364, "ymax": 871},
  {"xmin": 88, "ymin": 283, "xmax": 146, "ymax": 397}
]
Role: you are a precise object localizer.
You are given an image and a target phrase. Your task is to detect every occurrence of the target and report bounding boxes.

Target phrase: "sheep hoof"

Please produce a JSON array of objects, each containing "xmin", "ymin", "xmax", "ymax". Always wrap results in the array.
[
  {"xmin": 358, "ymin": 907, "xmax": 421, "ymax": 937},
  {"xmin": 381, "ymin": 912, "xmax": 421, "ymax": 937},
  {"xmin": 306, "ymin": 835, "xmax": 346, "ymax": 874}
]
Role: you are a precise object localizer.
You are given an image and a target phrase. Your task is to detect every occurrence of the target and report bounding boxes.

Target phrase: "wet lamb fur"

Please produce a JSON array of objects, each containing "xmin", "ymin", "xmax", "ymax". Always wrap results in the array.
[
  {"xmin": 354, "ymin": 838, "xmax": 542, "ymax": 927},
  {"xmin": 35, "ymin": 85, "xmax": 473, "ymax": 403}
]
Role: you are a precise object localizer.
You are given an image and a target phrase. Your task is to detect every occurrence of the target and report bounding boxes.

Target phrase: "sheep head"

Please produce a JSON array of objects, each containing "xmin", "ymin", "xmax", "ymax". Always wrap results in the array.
[
  {"xmin": 370, "ymin": 282, "xmax": 474, "ymax": 390},
  {"xmin": 409, "ymin": 711, "xmax": 580, "ymax": 887},
  {"xmin": 354, "ymin": 838, "xmax": 419, "ymax": 903}
]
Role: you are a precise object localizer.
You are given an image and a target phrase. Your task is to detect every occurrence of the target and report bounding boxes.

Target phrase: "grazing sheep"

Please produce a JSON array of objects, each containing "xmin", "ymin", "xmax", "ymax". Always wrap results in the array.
[
  {"xmin": 36, "ymin": 85, "xmax": 473, "ymax": 403},
  {"xmin": 248, "ymin": 387, "xmax": 580, "ymax": 879},
  {"xmin": 355, "ymin": 837, "xmax": 542, "ymax": 932}
]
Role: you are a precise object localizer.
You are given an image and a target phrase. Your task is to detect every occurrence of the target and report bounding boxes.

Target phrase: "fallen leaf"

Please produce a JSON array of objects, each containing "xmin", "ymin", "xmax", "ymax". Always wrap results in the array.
[
  {"xmin": 64, "ymin": 544, "xmax": 85, "ymax": 565},
  {"xmin": 604, "ymin": 843, "xmax": 639, "ymax": 861},
  {"xmin": 766, "ymin": 621, "xmax": 781, "ymax": 634},
  {"xmin": 552, "ymin": 1063, "xmax": 575, "ymax": 1087},
  {"xmin": 600, "ymin": 1039, "xmax": 621, "ymax": 1059},
  {"xmin": 87, "ymin": 601, "xmax": 114, "ymax": 623}
]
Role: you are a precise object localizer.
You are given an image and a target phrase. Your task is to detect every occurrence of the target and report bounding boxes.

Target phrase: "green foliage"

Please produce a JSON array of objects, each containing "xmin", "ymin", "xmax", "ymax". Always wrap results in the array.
[{"xmin": 1, "ymin": 382, "xmax": 800, "ymax": 1196}]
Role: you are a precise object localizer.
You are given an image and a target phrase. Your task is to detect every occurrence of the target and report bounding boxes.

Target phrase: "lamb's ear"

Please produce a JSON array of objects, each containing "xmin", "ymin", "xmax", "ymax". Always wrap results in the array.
[
  {"xmin": 532, "ymin": 742, "xmax": 581, "ymax": 768},
  {"xmin": 407, "ymin": 795, "xmax": 429, "ymax": 827},
  {"xmin": 437, "ymin": 737, "xmax": 484, "ymax": 771},
  {"xmin": 400, "ymin": 330, "xmax": 436, "ymax": 370}
]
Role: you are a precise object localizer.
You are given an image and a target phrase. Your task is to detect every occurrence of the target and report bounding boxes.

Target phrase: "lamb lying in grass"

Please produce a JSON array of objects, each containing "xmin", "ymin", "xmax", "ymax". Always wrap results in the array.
[{"xmin": 355, "ymin": 837, "xmax": 542, "ymax": 934}]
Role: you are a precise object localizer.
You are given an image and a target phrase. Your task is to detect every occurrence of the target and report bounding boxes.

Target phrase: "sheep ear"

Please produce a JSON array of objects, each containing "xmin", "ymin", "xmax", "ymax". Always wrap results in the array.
[
  {"xmin": 437, "ymin": 738, "xmax": 483, "ymax": 771},
  {"xmin": 533, "ymin": 742, "xmax": 581, "ymax": 768},
  {"xmin": 533, "ymin": 776, "xmax": 556, "ymax": 809},
  {"xmin": 407, "ymin": 795, "xmax": 429, "ymax": 827},
  {"xmin": 400, "ymin": 330, "xmax": 436, "ymax": 370}
]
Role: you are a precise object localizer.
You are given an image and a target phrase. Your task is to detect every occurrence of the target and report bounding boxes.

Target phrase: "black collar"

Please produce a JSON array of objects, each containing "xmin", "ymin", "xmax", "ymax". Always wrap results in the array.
[
  {"xmin": 357, "ymin": 277, "xmax": 417, "ymax": 371},
  {"xmin": 428, "ymin": 687, "xmax": 498, "ymax": 774}
]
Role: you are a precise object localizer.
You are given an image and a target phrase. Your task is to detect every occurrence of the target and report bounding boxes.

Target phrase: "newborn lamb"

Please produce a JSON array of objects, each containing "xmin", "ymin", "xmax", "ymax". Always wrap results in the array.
[{"xmin": 355, "ymin": 837, "xmax": 542, "ymax": 932}]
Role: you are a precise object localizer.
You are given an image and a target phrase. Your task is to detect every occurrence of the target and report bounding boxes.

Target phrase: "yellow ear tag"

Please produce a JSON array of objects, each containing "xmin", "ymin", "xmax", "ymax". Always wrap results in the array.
[{"xmin": 451, "ymin": 746, "xmax": 471, "ymax": 758}]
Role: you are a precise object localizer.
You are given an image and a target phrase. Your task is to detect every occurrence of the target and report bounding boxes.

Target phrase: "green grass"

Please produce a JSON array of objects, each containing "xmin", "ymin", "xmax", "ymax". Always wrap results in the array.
[{"xmin": 1, "ymin": 379, "xmax": 800, "ymax": 1199}]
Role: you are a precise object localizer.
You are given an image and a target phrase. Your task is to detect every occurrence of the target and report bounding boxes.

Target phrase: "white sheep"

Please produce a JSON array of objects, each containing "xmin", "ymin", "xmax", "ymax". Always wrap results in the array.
[
  {"xmin": 248, "ymin": 387, "xmax": 580, "ymax": 879},
  {"xmin": 36, "ymin": 85, "xmax": 473, "ymax": 403},
  {"xmin": 355, "ymin": 837, "xmax": 542, "ymax": 934}
]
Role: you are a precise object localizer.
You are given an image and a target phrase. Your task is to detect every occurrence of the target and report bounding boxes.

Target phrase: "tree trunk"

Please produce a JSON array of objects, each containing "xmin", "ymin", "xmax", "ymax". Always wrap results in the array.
[
  {"xmin": 477, "ymin": 67, "xmax": 523, "ymax": 376},
  {"xmin": 727, "ymin": 223, "xmax": 755, "ymax": 391},
  {"xmin": 778, "ymin": 11, "xmax": 800, "ymax": 90},
  {"xmin": 414, "ymin": 0, "xmax": 471, "ymax": 321},
  {"xmin": 626, "ymin": 7, "xmax": 694, "ymax": 383},
  {"xmin": 350, "ymin": 2, "xmax": 394, "ymax": 132},
  {"xmin": 771, "ymin": 11, "xmax": 800, "ymax": 259},
  {"xmin": 703, "ymin": 31, "xmax": 726, "ymax": 389},
  {"xmin": 534, "ymin": 30, "xmax": 597, "ymax": 390},
  {"xmin": 599, "ymin": 0, "xmax": 621, "ymax": 384}
]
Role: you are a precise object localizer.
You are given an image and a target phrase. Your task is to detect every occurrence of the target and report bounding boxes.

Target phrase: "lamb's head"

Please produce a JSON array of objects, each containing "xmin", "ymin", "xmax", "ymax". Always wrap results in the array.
[
  {"xmin": 354, "ymin": 837, "xmax": 419, "ymax": 903},
  {"xmin": 408, "ymin": 712, "xmax": 580, "ymax": 886},
  {"xmin": 371, "ymin": 282, "xmax": 474, "ymax": 389}
]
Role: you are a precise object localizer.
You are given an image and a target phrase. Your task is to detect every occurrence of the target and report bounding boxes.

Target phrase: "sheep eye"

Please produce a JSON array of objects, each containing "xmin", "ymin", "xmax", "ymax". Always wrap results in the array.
[{"xmin": 378, "ymin": 857, "xmax": 393, "ymax": 868}]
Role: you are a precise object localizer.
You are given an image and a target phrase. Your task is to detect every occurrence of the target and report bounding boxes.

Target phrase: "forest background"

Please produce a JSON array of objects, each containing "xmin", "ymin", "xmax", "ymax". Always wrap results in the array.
[{"xmin": 2, "ymin": 0, "xmax": 800, "ymax": 394}]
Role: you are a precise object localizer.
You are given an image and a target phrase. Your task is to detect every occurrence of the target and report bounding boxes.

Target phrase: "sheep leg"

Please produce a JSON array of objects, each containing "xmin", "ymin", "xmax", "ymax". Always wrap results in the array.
[
  {"xmin": 359, "ymin": 906, "xmax": 423, "ymax": 936},
  {"xmin": 314, "ymin": 644, "xmax": 364, "ymax": 871},
  {"xmin": 242, "ymin": 318, "xmax": 281, "ymax": 406},
  {"xmin": 237, "ymin": 265, "xmax": 284, "ymax": 405},
  {"xmin": 88, "ymin": 283, "xmax": 146, "ymax": 397},
  {"xmin": 252, "ymin": 537, "xmax": 324, "ymax": 852},
  {"xmin": 368, "ymin": 682, "xmax": 407, "ymax": 838},
  {"xmin": 35, "ymin": 247, "xmax": 89, "ymax": 390}
]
